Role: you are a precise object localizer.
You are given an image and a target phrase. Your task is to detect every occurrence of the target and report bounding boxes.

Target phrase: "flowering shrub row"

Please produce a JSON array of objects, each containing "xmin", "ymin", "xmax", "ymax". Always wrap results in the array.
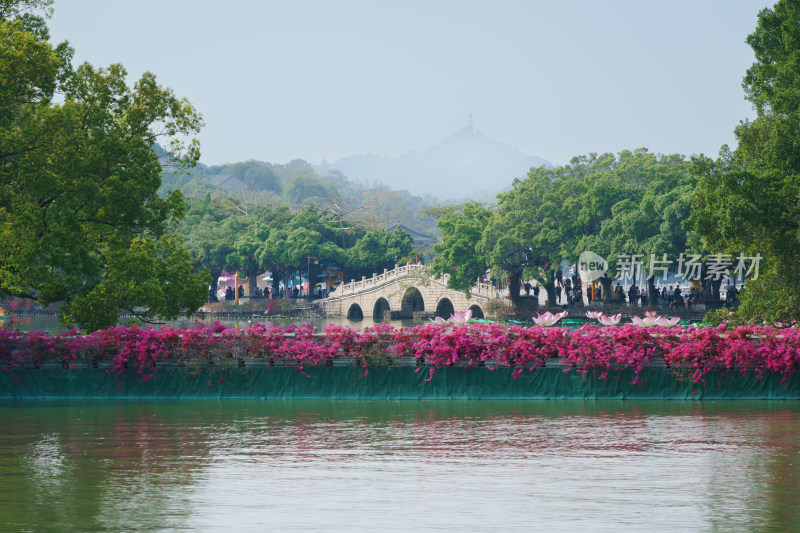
[{"xmin": 1, "ymin": 322, "xmax": 799, "ymax": 387}]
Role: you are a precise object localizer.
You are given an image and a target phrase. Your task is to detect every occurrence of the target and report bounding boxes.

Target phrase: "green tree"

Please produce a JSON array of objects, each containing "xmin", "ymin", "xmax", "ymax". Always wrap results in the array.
[
  {"xmin": 347, "ymin": 228, "xmax": 414, "ymax": 275},
  {"xmin": 0, "ymin": 2, "xmax": 209, "ymax": 330},
  {"xmin": 574, "ymin": 151, "xmax": 699, "ymax": 301},
  {"xmin": 256, "ymin": 205, "xmax": 345, "ymax": 295},
  {"xmin": 178, "ymin": 197, "xmax": 236, "ymax": 299},
  {"xmin": 227, "ymin": 206, "xmax": 293, "ymax": 296},
  {"xmin": 478, "ymin": 162, "xmax": 590, "ymax": 307},
  {"xmin": 689, "ymin": 0, "xmax": 800, "ymax": 323},
  {"xmin": 283, "ymin": 173, "xmax": 332, "ymax": 205},
  {"xmin": 429, "ymin": 203, "xmax": 492, "ymax": 294},
  {"xmin": 430, "ymin": 150, "xmax": 698, "ymax": 311}
]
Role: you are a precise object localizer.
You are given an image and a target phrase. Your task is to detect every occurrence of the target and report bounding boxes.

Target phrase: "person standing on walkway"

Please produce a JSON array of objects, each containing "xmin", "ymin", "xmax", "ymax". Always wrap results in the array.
[{"xmin": 628, "ymin": 285, "xmax": 638, "ymax": 307}]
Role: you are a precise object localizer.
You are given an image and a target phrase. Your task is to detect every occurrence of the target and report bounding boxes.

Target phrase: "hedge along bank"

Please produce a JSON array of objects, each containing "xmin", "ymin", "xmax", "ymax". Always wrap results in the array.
[{"xmin": 1, "ymin": 321, "xmax": 800, "ymax": 391}]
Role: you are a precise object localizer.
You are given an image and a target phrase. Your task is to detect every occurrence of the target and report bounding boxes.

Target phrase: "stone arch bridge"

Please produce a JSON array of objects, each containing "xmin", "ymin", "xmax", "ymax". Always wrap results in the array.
[{"xmin": 318, "ymin": 264, "xmax": 501, "ymax": 320}]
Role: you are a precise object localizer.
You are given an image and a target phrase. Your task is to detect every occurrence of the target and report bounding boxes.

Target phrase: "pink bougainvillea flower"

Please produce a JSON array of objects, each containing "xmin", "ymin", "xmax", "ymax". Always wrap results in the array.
[
  {"xmin": 598, "ymin": 313, "xmax": 621, "ymax": 326},
  {"xmin": 4, "ymin": 320, "xmax": 799, "ymax": 390},
  {"xmin": 533, "ymin": 311, "xmax": 568, "ymax": 327}
]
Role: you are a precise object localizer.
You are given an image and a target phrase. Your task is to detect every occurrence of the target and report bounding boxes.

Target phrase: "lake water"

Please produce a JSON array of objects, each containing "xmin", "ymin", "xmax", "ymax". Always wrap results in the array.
[{"xmin": 1, "ymin": 400, "xmax": 798, "ymax": 532}]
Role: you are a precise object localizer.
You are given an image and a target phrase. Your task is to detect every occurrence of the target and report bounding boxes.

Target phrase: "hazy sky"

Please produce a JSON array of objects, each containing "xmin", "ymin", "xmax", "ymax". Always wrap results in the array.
[{"xmin": 48, "ymin": 0, "xmax": 771, "ymax": 167}]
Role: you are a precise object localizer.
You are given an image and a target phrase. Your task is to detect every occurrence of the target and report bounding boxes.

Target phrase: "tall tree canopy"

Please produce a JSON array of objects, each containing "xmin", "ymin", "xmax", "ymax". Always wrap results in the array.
[
  {"xmin": 347, "ymin": 228, "xmax": 414, "ymax": 274},
  {"xmin": 0, "ymin": 1, "xmax": 210, "ymax": 330},
  {"xmin": 430, "ymin": 150, "xmax": 697, "ymax": 309},
  {"xmin": 429, "ymin": 203, "xmax": 493, "ymax": 293},
  {"xmin": 689, "ymin": 0, "xmax": 800, "ymax": 323},
  {"xmin": 177, "ymin": 197, "xmax": 417, "ymax": 297},
  {"xmin": 575, "ymin": 151, "xmax": 701, "ymax": 300}
]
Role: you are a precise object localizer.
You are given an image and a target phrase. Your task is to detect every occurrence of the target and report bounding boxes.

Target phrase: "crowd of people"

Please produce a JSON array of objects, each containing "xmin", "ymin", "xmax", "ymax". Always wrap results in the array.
[
  {"xmin": 521, "ymin": 268, "xmax": 741, "ymax": 309},
  {"xmin": 208, "ymin": 282, "xmax": 330, "ymax": 303}
]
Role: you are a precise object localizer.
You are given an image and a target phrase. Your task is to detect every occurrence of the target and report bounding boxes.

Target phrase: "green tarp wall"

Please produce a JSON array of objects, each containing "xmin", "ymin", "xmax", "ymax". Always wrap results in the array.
[{"xmin": 2, "ymin": 366, "xmax": 799, "ymax": 400}]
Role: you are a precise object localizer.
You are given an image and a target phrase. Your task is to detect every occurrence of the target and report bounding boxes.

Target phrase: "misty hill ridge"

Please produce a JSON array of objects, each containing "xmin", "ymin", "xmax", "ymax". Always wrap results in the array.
[{"xmin": 317, "ymin": 125, "xmax": 551, "ymax": 200}]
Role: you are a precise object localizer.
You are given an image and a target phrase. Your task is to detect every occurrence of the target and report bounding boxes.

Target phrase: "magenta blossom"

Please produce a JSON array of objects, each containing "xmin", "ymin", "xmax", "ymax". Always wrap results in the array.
[{"xmin": 3, "ymin": 321, "xmax": 800, "ymax": 389}]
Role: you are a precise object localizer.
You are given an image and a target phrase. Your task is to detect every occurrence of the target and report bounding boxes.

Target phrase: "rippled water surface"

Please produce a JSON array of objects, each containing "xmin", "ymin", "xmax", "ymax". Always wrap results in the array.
[{"xmin": 1, "ymin": 401, "xmax": 799, "ymax": 532}]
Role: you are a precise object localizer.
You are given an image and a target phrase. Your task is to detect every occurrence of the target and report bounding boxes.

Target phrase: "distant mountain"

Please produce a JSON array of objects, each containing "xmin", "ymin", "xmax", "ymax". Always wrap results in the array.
[{"xmin": 316, "ymin": 124, "xmax": 551, "ymax": 201}]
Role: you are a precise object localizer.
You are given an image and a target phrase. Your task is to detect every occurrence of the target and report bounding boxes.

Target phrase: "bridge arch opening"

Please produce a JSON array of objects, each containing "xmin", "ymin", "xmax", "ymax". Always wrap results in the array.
[
  {"xmin": 468, "ymin": 304, "xmax": 485, "ymax": 319},
  {"xmin": 435, "ymin": 298, "xmax": 455, "ymax": 319},
  {"xmin": 373, "ymin": 298, "xmax": 391, "ymax": 321},
  {"xmin": 400, "ymin": 287, "xmax": 425, "ymax": 318},
  {"xmin": 346, "ymin": 303, "xmax": 364, "ymax": 320}
]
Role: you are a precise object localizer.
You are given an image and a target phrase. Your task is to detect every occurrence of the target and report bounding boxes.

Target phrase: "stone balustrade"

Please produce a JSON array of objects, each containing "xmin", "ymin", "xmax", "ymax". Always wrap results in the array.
[{"xmin": 321, "ymin": 264, "xmax": 500, "ymax": 319}]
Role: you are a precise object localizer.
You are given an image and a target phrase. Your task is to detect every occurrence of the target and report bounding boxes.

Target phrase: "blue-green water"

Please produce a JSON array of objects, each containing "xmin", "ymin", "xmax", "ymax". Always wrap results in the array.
[{"xmin": 1, "ymin": 401, "xmax": 799, "ymax": 532}]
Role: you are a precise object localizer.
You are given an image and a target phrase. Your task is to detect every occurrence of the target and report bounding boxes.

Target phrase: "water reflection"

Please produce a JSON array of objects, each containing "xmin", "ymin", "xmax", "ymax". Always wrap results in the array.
[{"xmin": 0, "ymin": 401, "xmax": 799, "ymax": 532}]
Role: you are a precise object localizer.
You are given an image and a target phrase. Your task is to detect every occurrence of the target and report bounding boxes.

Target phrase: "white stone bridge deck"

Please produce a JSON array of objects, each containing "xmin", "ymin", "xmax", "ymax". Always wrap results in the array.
[{"xmin": 318, "ymin": 264, "xmax": 501, "ymax": 320}]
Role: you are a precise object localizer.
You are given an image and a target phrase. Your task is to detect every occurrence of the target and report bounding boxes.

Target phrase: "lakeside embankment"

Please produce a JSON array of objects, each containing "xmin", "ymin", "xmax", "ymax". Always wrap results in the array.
[
  {"xmin": 2, "ymin": 321, "xmax": 799, "ymax": 400},
  {"xmin": 3, "ymin": 365, "xmax": 798, "ymax": 400}
]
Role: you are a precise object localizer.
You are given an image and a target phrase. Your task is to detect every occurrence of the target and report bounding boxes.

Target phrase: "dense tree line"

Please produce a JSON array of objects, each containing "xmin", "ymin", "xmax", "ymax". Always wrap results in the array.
[
  {"xmin": 177, "ymin": 197, "xmax": 415, "ymax": 299},
  {"xmin": 429, "ymin": 150, "xmax": 703, "ymax": 308},
  {"xmin": 160, "ymin": 156, "xmax": 439, "ymax": 236},
  {"xmin": 430, "ymin": 0, "xmax": 800, "ymax": 325}
]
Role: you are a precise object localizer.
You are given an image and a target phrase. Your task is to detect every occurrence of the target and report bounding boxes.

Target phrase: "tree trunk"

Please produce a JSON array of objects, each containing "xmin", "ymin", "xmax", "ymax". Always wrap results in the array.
[
  {"xmin": 647, "ymin": 276, "xmax": 658, "ymax": 308},
  {"xmin": 509, "ymin": 271, "xmax": 523, "ymax": 311},
  {"xmin": 701, "ymin": 264, "xmax": 713, "ymax": 305},
  {"xmin": 271, "ymin": 276, "xmax": 280, "ymax": 298},
  {"xmin": 541, "ymin": 268, "xmax": 557, "ymax": 308},
  {"xmin": 600, "ymin": 275, "xmax": 614, "ymax": 302},
  {"xmin": 283, "ymin": 273, "xmax": 292, "ymax": 298},
  {"xmin": 271, "ymin": 266, "xmax": 283, "ymax": 298},
  {"xmin": 711, "ymin": 277, "xmax": 723, "ymax": 302},
  {"xmin": 307, "ymin": 262, "xmax": 314, "ymax": 299},
  {"xmin": 209, "ymin": 267, "xmax": 222, "ymax": 301},
  {"xmin": 246, "ymin": 265, "xmax": 258, "ymax": 297},
  {"xmin": 702, "ymin": 280, "xmax": 713, "ymax": 304},
  {"xmin": 543, "ymin": 281, "xmax": 557, "ymax": 308}
]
